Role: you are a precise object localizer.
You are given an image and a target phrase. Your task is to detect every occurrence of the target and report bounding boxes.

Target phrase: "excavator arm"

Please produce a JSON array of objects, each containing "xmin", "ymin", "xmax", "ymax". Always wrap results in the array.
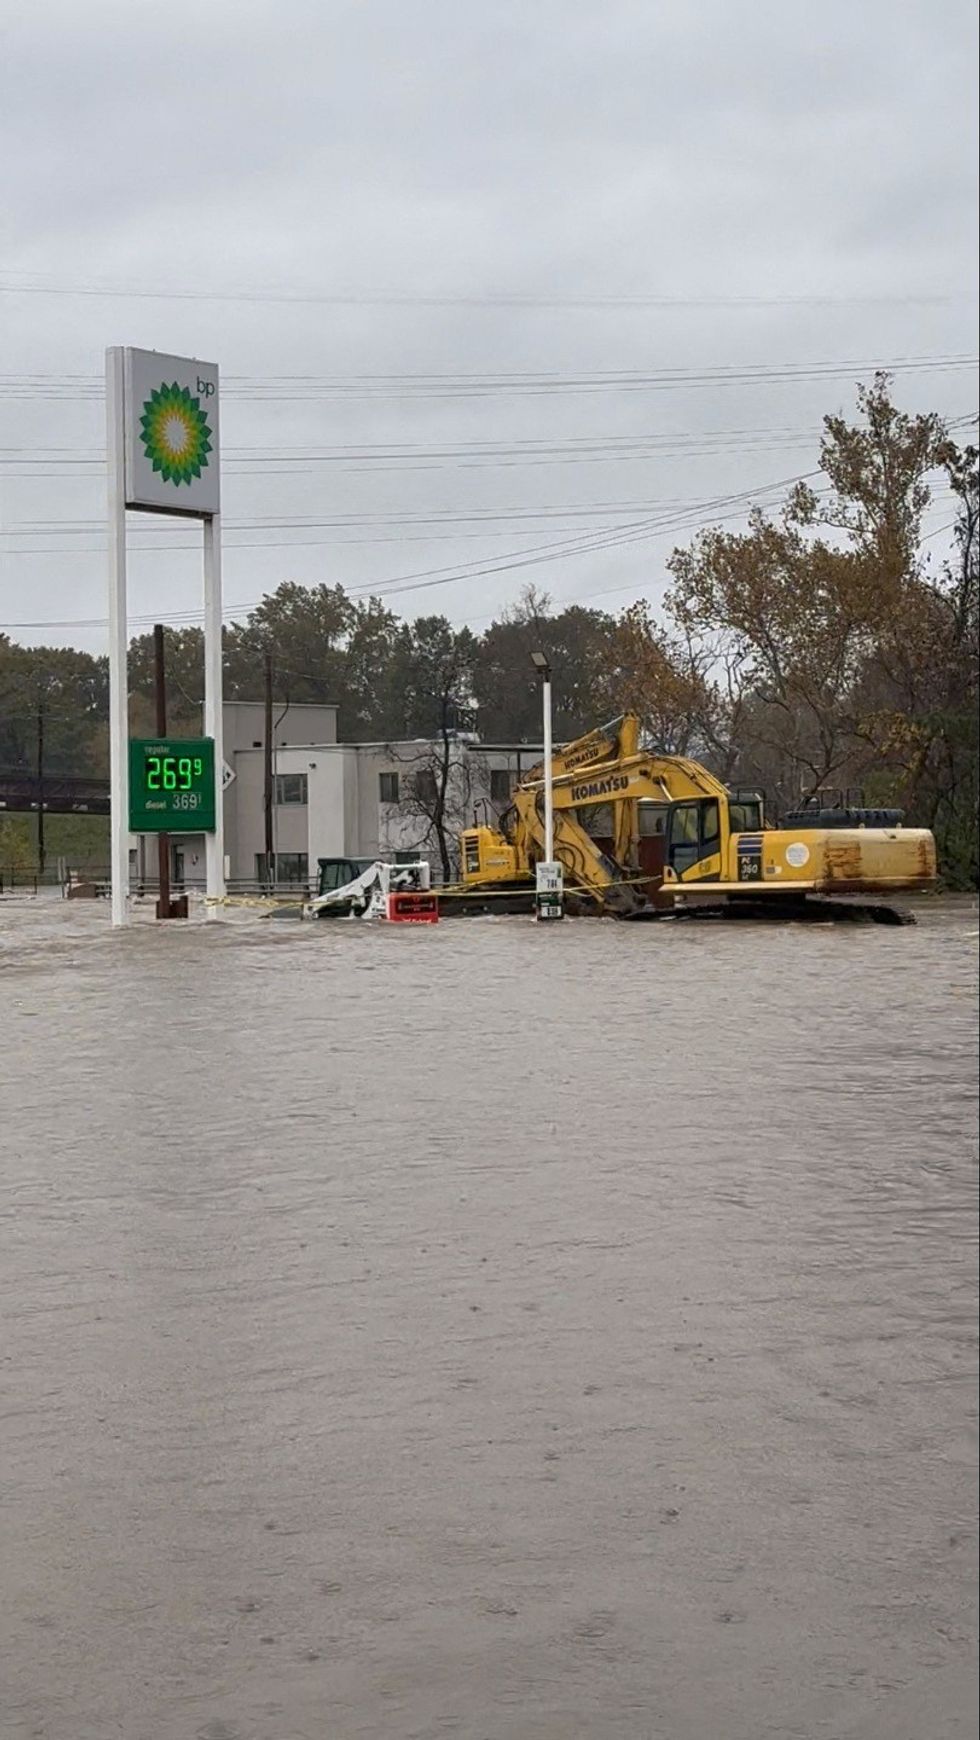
[
  {"xmin": 509, "ymin": 751, "xmax": 727, "ymax": 913},
  {"xmin": 523, "ymin": 715, "xmax": 712, "ymax": 875},
  {"xmin": 523, "ymin": 713, "xmax": 641, "ymax": 783},
  {"xmin": 464, "ymin": 714, "xmax": 738, "ymax": 913},
  {"xmin": 508, "ymin": 784, "xmax": 648, "ymax": 915}
]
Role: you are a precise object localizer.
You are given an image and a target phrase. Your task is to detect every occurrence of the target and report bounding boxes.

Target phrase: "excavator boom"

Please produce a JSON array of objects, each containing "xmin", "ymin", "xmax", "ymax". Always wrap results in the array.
[{"xmin": 523, "ymin": 713, "xmax": 641, "ymax": 783}]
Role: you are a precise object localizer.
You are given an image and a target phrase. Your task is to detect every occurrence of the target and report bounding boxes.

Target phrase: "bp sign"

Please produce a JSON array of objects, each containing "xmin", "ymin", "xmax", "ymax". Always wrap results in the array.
[
  {"xmin": 123, "ymin": 349, "xmax": 219, "ymax": 517},
  {"xmin": 129, "ymin": 737, "xmax": 216, "ymax": 833},
  {"xmin": 106, "ymin": 346, "xmax": 225, "ymax": 927}
]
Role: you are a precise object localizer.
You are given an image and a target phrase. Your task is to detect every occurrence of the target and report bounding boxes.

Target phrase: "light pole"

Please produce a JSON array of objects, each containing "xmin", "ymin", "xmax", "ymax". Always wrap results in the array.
[{"xmin": 530, "ymin": 650, "xmax": 563, "ymax": 919}]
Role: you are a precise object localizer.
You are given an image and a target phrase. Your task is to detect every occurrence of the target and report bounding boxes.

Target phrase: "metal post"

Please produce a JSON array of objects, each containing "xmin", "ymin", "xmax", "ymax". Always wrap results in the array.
[
  {"xmin": 530, "ymin": 650, "xmax": 563, "ymax": 920},
  {"xmin": 106, "ymin": 347, "xmax": 129, "ymax": 927},
  {"xmin": 203, "ymin": 514, "xmax": 225, "ymax": 918}
]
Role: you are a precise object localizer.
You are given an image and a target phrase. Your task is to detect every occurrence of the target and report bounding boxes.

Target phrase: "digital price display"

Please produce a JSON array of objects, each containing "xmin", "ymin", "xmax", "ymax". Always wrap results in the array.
[{"xmin": 129, "ymin": 736, "xmax": 216, "ymax": 833}]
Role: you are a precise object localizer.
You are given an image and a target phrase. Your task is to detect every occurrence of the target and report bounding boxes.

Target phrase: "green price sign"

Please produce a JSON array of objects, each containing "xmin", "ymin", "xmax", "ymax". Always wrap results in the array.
[{"xmin": 129, "ymin": 737, "xmax": 216, "ymax": 833}]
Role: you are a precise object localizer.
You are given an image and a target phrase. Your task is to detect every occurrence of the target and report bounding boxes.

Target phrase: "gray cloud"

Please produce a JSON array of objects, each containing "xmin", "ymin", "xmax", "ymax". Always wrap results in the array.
[{"xmin": 1, "ymin": 0, "xmax": 976, "ymax": 652}]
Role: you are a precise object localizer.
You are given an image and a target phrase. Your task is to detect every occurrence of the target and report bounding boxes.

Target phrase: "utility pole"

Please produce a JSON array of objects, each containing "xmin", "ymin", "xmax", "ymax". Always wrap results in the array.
[
  {"xmin": 36, "ymin": 694, "xmax": 45, "ymax": 879},
  {"xmin": 153, "ymin": 622, "xmax": 181, "ymax": 920},
  {"xmin": 263, "ymin": 650, "xmax": 275, "ymax": 888}
]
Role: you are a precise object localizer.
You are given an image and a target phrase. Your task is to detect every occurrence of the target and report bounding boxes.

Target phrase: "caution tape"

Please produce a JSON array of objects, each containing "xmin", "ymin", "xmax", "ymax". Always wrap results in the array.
[
  {"xmin": 202, "ymin": 892, "xmax": 307, "ymax": 910},
  {"xmin": 201, "ymin": 870, "xmax": 670, "ymax": 912},
  {"xmin": 437, "ymin": 870, "xmax": 663, "ymax": 902},
  {"xmin": 436, "ymin": 883, "xmax": 534, "ymax": 902}
]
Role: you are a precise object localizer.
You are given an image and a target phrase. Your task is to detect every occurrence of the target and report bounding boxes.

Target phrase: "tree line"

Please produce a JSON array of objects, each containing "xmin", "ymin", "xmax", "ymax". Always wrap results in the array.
[{"xmin": 2, "ymin": 376, "xmax": 976, "ymax": 885}]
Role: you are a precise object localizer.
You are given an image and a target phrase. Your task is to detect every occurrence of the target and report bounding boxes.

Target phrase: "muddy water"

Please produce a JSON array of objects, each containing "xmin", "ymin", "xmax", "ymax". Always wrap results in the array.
[{"xmin": 1, "ymin": 897, "xmax": 977, "ymax": 1740}]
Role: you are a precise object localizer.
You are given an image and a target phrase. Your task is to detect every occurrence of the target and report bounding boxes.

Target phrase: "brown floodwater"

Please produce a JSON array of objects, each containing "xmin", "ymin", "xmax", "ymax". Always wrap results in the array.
[{"xmin": 1, "ymin": 894, "xmax": 977, "ymax": 1739}]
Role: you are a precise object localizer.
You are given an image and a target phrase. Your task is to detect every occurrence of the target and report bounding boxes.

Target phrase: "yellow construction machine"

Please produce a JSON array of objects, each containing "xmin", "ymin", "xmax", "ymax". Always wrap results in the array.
[{"xmin": 458, "ymin": 714, "xmax": 936, "ymax": 921}]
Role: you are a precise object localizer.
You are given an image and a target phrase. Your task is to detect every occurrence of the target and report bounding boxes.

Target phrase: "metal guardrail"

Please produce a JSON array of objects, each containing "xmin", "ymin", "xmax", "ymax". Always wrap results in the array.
[
  {"xmin": 0, "ymin": 868, "xmax": 39, "ymax": 895},
  {"xmin": 57, "ymin": 873, "xmax": 314, "ymax": 898},
  {"xmin": 2, "ymin": 868, "xmax": 323, "ymax": 902}
]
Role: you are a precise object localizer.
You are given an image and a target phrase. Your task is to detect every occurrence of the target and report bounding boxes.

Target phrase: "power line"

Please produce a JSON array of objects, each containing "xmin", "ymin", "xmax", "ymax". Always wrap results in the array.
[
  {"xmin": 0, "ymin": 275, "xmax": 969, "ymax": 309},
  {"xmin": 0, "ymin": 468, "xmax": 821, "ymax": 632},
  {"xmin": 1, "ymin": 354, "xmax": 976, "ymax": 404},
  {"xmin": 2, "ymin": 486, "xmax": 959, "ymax": 557},
  {"xmin": 0, "ymin": 430, "xmax": 827, "ymax": 465},
  {"xmin": 920, "ymin": 519, "xmax": 958, "ymax": 542},
  {"xmin": 2, "ymin": 526, "xmax": 627, "ymax": 556},
  {"xmin": 3, "ymin": 412, "xmax": 974, "ymax": 482},
  {"xmin": 453, "ymin": 502, "xmax": 965, "ymax": 628},
  {"xmin": 7, "ymin": 469, "xmax": 964, "ymax": 643},
  {"xmin": 3, "ymin": 495, "xmax": 701, "ymax": 532}
]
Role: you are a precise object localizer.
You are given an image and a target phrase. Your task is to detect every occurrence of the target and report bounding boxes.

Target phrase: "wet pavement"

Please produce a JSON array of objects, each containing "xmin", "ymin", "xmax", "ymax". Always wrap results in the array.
[{"xmin": 1, "ymin": 895, "xmax": 977, "ymax": 1738}]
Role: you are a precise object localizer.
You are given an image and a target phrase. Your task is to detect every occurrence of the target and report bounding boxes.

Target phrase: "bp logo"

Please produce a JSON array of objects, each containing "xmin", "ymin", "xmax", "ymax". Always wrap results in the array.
[{"xmin": 139, "ymin": 381, "xmax": 212, "ymax": 486}]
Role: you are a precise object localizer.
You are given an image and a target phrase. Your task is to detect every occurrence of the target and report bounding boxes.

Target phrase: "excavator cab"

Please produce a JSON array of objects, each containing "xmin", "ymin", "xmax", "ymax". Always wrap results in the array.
[
  {"xmin": 727, "ymin": 795, "xmax": 764, "ymax": 833},
  {"xmin": 460, "ymin": 826, "xmax": 518, "ymax": 884},
  {"xmin": 663, "ymin": 794, "xmax": 764, "ymax": 881},
  {"xmin": 665, "ymin": 799, "xmax": 720, "ymax": 877}
]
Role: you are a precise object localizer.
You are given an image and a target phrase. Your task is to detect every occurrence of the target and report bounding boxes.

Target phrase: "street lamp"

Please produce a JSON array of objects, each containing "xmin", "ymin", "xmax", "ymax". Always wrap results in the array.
[{"xmin": 530, "ymin": 650, "xmax": 562, "ymax": 920}]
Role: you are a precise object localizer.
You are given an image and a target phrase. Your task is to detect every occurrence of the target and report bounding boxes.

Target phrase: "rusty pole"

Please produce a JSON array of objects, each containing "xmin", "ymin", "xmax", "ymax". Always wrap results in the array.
[
  {"xmin": 153, "ymin": 623, "xmax": 172, "ymax": 920},
  {"xmin": 263, "ymin": 650, "xmax": 275, "ymax": 887}
]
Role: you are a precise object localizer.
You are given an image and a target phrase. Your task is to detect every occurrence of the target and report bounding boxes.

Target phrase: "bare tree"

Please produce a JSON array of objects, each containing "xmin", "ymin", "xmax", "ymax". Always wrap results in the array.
[{"xmin": 383, "ymin": 734, "xmax": 488, "ymax": 882}]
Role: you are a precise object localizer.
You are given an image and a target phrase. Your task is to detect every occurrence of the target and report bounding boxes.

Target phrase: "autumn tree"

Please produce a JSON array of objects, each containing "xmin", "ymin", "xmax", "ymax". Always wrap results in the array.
[
  {"xmin": 788, "ymin": 372, "xmax": 948, "ymax": 588},
  {"xmin": 606, "ymin": 602, "xmax": 738, "ymax": 768},
  {"xmin": 662, "ymin": 375, "xmax": 953, "ymax": 813},
  {"xmin": 852, "ymin": 442, "xmax": 978, "ymax": 881}
]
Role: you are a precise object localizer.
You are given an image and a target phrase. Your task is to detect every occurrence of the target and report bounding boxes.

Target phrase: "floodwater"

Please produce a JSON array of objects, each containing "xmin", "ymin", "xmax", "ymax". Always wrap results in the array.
[{"xmin": 1, "ymin": 894, "xmax": 977, "ymax": 1740}]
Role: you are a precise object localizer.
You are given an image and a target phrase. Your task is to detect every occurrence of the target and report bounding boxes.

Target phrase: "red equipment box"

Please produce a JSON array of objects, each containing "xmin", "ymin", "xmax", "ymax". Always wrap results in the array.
[{"xmin": 386, "ymin": 891, "xmax": 439, "ymax": 923}]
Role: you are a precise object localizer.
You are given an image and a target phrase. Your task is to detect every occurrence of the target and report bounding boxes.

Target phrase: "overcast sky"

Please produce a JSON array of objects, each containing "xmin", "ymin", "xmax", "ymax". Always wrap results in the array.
[{"xmin": 1, "ymin": 0, "xmax": 977, "ymax": 654}]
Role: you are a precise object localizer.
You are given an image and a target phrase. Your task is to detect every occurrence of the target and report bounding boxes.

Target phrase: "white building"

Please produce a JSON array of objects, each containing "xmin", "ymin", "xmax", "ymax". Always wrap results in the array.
[{"xmin": 135, "ymin": 701, "xmax": 540, "ymax": 889}]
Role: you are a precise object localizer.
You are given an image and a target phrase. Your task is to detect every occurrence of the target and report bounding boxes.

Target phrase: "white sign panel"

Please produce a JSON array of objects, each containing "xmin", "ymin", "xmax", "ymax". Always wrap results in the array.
[
  {"xmin": 123, "ymin": 349, "xmax": 219, "ymax": 517},
  {"xmin": 536, "ymin": 861, "xmax": 563, "ymax": 894}
]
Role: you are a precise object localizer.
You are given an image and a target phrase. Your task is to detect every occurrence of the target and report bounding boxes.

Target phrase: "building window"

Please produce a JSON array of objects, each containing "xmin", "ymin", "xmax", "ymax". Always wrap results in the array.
[
  {"xmin": 379, "ymin": 771, "xmax": 400, "ymax": 803},
  {"xmin": 277, "ymin": 853, "xmax": 308, "ymax": 883},
  {"xmin": 255, "ymin": 852, "xmax": 309, "ymax": 885},
  {"xmin": 490, "ymin": 768, "xmax": 512, "ymax": 803},
  {"xmin": 412, "ymin": 769, "xmax": 437, "ymax": 803},
  {"xmin": 274, "ymin": 772, "xmax": 308, "ymax": 806},
  {"xmin": 639, "ymin": 803, "xmax": 668, "ymax": 836}
]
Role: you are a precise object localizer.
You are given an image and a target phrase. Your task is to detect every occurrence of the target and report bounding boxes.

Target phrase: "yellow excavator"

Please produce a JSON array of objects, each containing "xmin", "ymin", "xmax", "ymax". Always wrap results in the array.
[{"xmin": 458, "ymin": 714, "xmax": 937, "ymax": 920}]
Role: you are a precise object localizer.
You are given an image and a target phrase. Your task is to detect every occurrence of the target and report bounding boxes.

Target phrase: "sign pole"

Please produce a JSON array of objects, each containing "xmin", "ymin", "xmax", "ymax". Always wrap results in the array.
[
  {"xmin": 106, "ymin": 347, "xmax": 130, "ymax": 928},
  {"xmin": 203, "ymin": 513, "xmax": 225, "ymax": 918},
  {"xmin": 530, "ymin": 650, "xmax": 563, "ymax": 920},
  {"xmin": 542, "ymin": 669, "xmax": 555, "ymax": 867}
]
